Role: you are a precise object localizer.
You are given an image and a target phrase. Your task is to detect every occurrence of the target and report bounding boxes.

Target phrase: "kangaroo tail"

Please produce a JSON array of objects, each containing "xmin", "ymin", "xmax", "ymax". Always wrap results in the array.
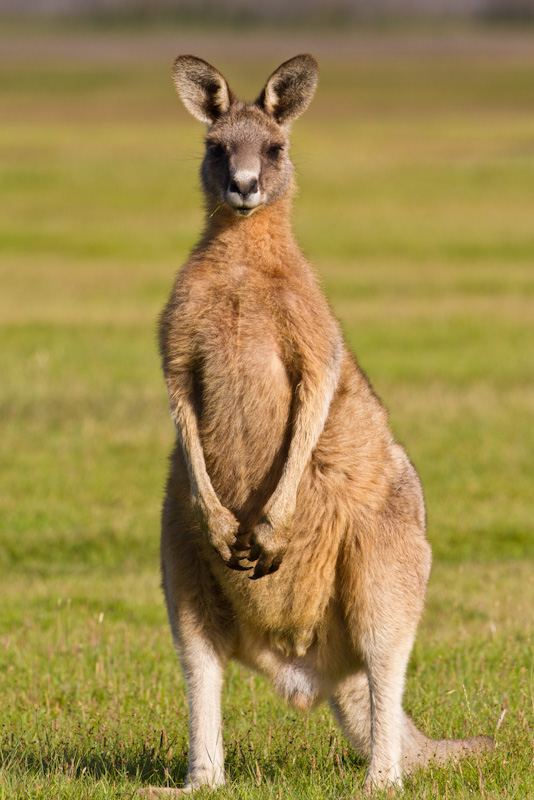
[{"xmin": 401, "ymin": 714, "xmax": 494, "ymax": 771}]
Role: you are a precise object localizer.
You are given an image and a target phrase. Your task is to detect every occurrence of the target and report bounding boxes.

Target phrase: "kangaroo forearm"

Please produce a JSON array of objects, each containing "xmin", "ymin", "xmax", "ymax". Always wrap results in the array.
[
  {"xmin": 270, "ymin": 388, "xmax": 332, "ymax": 515},
  {"xmin": 166, "ymin": 369, "xmax": 240, "ymax": 565},
  {"xmin": 267, "ymin": 350, "xmax": 341, "ymax": 523},
  {"xmin": 166, "ymin": 375, "xmax": 222, "ymax": 516}
]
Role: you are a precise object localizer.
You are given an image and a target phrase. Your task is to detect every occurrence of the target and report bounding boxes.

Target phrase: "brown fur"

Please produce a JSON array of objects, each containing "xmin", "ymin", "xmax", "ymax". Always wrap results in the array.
[{"xmin": 138, "ymin": 55, "xmax": 493, "ymax": 798}]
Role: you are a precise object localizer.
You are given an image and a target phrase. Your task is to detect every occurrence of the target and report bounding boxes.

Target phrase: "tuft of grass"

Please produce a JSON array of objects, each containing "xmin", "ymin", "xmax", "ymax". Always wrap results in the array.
[{"xmin": 1, "ymin": 24, "xmax": 533, "ymax": 799}]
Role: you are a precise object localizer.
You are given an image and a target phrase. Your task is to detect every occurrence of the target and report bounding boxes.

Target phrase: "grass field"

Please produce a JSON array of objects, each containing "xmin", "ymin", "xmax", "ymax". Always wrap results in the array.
[{"xmin": 1, "ymin": 24, "xmax": 533, "ymax": 799}]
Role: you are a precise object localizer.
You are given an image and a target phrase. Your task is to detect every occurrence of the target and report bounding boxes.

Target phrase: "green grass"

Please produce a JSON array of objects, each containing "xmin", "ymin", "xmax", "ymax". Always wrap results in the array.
[{"xmin": 1, "ymin": 25, "xmax": 533, "ymax": 799}]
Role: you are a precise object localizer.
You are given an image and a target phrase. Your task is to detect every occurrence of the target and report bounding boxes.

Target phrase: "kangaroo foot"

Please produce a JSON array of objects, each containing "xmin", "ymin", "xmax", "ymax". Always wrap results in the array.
[{"xmin": 137, "ymin": 788, "xmax": 192, "ymax": 798}]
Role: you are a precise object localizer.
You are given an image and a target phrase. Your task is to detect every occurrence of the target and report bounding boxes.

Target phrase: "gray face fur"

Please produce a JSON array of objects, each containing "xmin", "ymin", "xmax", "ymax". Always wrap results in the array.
[{"xmin": 172, "ymin": 54, "xmax": 319, "ymax": 217}]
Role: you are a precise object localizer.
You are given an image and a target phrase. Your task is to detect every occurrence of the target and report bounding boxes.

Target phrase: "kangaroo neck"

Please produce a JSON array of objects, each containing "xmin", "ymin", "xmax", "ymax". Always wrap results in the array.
[{"xmin": 200, "ymin": 193, "xmax": 299, "ymax": 272}]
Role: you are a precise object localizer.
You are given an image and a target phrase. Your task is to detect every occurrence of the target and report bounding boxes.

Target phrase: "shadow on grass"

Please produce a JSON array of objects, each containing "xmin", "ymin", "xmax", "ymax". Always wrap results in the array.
[
  {"xmin": 1, "ymin": 734, "xmax": 188, "ymax": 788},
  {"xmin": 1, "ymin": 730, "xmax": 368, "ymax": 792}
]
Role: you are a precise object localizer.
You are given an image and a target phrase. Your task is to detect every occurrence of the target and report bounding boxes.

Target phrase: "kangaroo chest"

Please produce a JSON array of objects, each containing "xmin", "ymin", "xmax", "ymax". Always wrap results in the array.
[{"xmin": 191, "ymin": 269, "xmax": 294, "ymax": 516}]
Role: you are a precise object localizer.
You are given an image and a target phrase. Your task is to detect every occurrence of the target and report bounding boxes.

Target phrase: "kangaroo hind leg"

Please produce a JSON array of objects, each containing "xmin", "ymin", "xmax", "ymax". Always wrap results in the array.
[
  {"xmin": 139, "ymin": 495, "xmax": 231, "ymax": 797},
  {"xmin": 330, "ymin": 636, "xmax": 415, "ymax": 794},
  {"xmin": 330, "ymin": 666, "xmax": 494, "ymax": 794},
  {"xmin": 138, "ymin": 626, "xmax": 227, "ymax": 798}
]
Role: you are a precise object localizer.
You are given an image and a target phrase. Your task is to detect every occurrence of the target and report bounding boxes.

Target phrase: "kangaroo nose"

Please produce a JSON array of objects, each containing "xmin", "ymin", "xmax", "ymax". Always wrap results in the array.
[{"xmin": 229, "ymin": 175, "xmax": 258, "ymax": 198}]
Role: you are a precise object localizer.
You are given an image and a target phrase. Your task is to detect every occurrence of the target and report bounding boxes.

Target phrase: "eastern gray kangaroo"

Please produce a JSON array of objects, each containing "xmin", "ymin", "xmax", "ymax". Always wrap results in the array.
[{"xmin": 139, "ymin": 54, "xmax": 492, "ymax": 797}]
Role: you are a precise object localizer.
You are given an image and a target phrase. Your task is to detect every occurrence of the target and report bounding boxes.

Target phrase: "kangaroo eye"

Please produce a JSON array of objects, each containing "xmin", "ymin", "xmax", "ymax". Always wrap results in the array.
[
  {"xmin": 208, "ymin": 143, "xmax": 226, "ymax": 158},
  {"xmin": 267, "ymin": 144, "xmax": 283, "ymax": 159}
]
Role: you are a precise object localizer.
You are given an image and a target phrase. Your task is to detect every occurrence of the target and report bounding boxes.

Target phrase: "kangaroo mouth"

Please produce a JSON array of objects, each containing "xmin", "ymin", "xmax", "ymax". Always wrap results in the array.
[
  {"xmin": 226, "ymin": 187, "xmax": 263, "ymax": 217},
  {"xmin": 229, "ymin": 203, "xmax": 260, "ymax": 217}
]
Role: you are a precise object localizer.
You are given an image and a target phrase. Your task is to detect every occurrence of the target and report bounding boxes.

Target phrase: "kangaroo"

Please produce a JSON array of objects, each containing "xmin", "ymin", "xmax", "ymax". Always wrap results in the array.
[{"xmin": 139, "ymin": 54, "xmax": 493, "ymax": 798}]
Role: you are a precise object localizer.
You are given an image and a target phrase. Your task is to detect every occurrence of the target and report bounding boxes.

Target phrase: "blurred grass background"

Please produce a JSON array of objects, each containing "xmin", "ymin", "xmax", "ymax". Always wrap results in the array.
[{"xmin": 1, "ymin": 18, "xmax": 533, "ymax": 799}]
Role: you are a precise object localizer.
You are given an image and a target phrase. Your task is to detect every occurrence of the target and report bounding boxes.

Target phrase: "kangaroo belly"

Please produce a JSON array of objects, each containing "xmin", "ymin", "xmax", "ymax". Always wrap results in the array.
[{"xmin": 197, "ymin": 309, "xmax": 293, "ymax": 519}]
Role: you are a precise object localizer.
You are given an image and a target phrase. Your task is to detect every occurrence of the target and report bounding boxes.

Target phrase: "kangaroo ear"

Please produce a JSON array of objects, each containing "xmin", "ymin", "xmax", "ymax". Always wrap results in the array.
[
  {"xmin": 256, "ymin": 54, "xmax": 319, "ymax": 125},
  {"xmin": 172, "ymin": 55, "xmax": 234, "ymax": 124}
]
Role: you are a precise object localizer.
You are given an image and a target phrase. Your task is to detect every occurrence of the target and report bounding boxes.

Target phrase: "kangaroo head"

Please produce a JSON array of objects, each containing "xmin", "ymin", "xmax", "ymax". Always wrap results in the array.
[{"xmin": 172, "ymin": 54, "xmax": 319, "ymax": 217}]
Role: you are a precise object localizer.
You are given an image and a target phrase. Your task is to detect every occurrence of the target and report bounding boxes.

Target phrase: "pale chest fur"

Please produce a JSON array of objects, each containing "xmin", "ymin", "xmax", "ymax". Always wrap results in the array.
[{"xmin": 184, "ymin": 262, "xmax": 294, "ymax": 520}]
